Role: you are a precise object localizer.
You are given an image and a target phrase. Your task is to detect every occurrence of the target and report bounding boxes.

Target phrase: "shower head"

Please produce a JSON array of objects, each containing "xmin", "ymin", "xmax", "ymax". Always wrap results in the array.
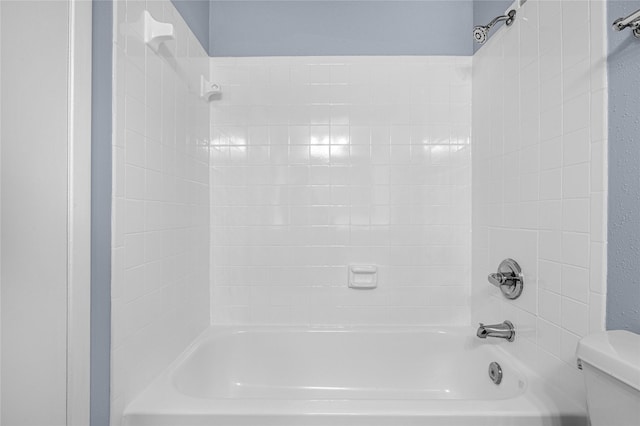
[
  {"xmin": 473, "ymin": 9, "xmax": 516, "ymax": 44},
  {"xmin": 473, "ymin": 26, "xmax": 489, "ymax": 44}
]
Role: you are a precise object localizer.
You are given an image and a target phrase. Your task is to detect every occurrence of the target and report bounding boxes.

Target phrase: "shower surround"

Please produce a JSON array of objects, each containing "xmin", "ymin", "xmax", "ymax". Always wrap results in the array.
[
  {"xmin": 110, "ymin": 0, "xmax": 211, "ymax": 422},
  {"xmin": 471, "ymin": 0, "xmax": 607, "ymax": 400},
  {"xmin": 209, "ymin": 56, "xmax": 472, "ymax": 325},
  {"xmin": 111, "ymin": 0, "xmax": 610, "ymax": 424}
]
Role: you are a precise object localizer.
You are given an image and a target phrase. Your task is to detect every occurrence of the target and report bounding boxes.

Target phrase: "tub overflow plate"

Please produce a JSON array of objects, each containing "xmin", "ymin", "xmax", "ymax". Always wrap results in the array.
[{"xmin": 488, "ymin": 362, "xmax": 503, "ymax": 385}]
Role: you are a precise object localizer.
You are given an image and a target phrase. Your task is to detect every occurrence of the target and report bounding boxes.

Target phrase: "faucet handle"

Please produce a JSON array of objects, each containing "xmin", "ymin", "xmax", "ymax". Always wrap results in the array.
[
  {"xmin": 488, "ymin": 259, "xmax": 524, "ymax": 300},
  {"xmin": 488, "ymin": 272, "xmax": 507, "ymax": 286}
]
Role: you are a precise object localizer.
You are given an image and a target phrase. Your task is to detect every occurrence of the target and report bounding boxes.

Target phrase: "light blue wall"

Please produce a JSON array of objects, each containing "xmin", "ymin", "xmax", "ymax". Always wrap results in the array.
[
  {"xmin": 209, "ymin": 1, "xmax": 473, "ymax": 56},
  {"xmin": 91, "ymin": 0, "xmax": 112, "ymax": 425},
  {"xmin": 171, "ymin": 0, "xmax": 210, "ymax": 52},
  {"xmin": 176, "ymin": 0, "xmax": 517, "ymax": 56},
  {"xmin": 607, "ymin": 0, "xmax": 640, "ymax": 334}
]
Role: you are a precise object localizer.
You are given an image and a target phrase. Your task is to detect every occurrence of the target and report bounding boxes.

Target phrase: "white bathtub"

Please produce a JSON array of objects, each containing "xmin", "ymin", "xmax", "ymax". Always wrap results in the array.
[{"xmin": 123, "ymin": 326, "xmax": 587, "ymax": 426}]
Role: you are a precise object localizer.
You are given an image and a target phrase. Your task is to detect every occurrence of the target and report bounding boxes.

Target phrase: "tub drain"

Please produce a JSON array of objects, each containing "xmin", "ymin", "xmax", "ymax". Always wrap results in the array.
[{"xmin": 488, "ymin": 362, "xmax": 503, "ymax": 385}]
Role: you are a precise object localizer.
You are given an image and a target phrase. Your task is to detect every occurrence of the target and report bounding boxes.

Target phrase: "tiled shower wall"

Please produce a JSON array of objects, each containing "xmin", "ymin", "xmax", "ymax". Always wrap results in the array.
[
  {"xmin": 110, "ymin": 0, "xmax": 210, "ymax": 423},
  {"xmin": 210, "ymin": 57, "xmax": 471, "ymax": 325},
  {"xmin": 471, "ymin": 0, "xmax": 607, "ymax": 399}
]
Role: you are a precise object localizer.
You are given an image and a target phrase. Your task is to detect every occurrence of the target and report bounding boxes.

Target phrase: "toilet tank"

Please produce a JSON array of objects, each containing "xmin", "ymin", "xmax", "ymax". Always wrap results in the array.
[{"xmin": 576, "ymin": 331, "xmax": 640, "ymax": 426}]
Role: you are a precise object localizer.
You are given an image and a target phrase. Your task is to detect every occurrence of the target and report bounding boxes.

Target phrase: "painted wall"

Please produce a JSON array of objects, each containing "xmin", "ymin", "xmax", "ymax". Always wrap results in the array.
[
  {"xmin": 92, "ymin": 0, "xmax": 112, "ymax": 425},
  {"xmin": 171, "ymin": 0, "xmax": 209, "ymax": 53},
  {"xmin": 471, "ymin": 0, "xmax": 607, "ymax": 402},
  {"xmin": 607, "ymin": 0, "xmax": 640, "ymax": 333},
  {"xmin": 0, "ymin": 3, "xmax": 2, "ymax": 419},
  {"xmin": 110, "ymin": 0, "xmax": 210, "ymax": 423},
  {"xmin": 1, "ymin": 1, "xmax": 70, "ymax": 424},
  {"xmin": 209, "ymin": 1, "xmax": 473, "ymax": 56},
  {"xmin": 170, "ymin": 0, "xmax": 527, "ymax": 57},
  {"xmin": 210, "ymin": 56, "xmax": 472, "ymax": 325}
]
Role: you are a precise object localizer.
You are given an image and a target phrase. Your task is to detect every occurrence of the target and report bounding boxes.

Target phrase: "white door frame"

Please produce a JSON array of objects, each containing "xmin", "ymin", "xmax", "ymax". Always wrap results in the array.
[{"xmin": 66, "ymin": 0, "xmax": 92, "ymax": 424}]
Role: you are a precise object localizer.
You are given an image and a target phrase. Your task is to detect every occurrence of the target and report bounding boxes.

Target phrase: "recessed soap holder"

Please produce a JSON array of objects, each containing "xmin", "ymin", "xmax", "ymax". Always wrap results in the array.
[
  {"xmin": 488, "ymin": 258, "xmax": 524, "ymax": 299},
  {"xmin": 349, "ymin": 265, "xmax": 377, "ymax": 289},
  {"xmin": 143, "ymin": 10, "xmax": 174, "ymax": 52}
]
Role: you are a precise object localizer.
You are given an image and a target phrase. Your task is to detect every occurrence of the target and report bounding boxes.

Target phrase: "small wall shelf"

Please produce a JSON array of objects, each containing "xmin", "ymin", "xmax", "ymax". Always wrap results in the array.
[
  {"xmin": 144, "ymin": 11, "xmax": 174, "ymax": 52},
  {"xmin": 200, "ymin": 76, "xmax": 221, "ymax": 100}
]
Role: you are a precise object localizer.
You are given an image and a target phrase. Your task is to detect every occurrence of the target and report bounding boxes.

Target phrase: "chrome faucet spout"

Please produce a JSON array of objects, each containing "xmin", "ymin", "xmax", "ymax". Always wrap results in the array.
[
  {"xmin": 476, "ymin": 326, "xmax": 489, "ymax": 338},
  {"xmin": 476, "ymin": 321, "xmax": 515, "ymax": 342}
]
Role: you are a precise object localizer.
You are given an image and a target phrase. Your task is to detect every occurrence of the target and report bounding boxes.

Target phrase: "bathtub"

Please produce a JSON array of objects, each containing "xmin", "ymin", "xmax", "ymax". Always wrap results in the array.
[{"xmin": 123, "ymin": 326, "xmax": 587, "ymax": 426}]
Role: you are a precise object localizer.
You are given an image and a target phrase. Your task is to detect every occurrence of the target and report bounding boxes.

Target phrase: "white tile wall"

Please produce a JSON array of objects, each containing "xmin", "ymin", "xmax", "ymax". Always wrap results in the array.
[
  {"xmin": 111, "ymin": 0, "xmax": 210, "ymax": 423},
  {"xmin": 210, "ymin": 56, "xmax": 472, "ymax": 325},
  {"xmin": 471, "ymin": 0, "xmax": 607, "ymax": 402}
]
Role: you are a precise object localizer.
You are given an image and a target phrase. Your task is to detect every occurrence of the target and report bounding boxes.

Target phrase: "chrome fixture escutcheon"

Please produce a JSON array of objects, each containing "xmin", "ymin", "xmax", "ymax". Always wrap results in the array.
[
  {"xmin": 488, "ymin": 258, "xmax": 524, "ymax": 299},
  {"xmin": 489, "ymin": 362, "xmax": 503, "ymax": 385}
]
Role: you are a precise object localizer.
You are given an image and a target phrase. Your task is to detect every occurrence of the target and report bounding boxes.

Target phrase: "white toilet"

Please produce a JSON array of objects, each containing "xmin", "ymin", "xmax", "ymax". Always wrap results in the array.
[{"xmin": 576, "ymin": 330, "xmax": 640, "ymax": 426}]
